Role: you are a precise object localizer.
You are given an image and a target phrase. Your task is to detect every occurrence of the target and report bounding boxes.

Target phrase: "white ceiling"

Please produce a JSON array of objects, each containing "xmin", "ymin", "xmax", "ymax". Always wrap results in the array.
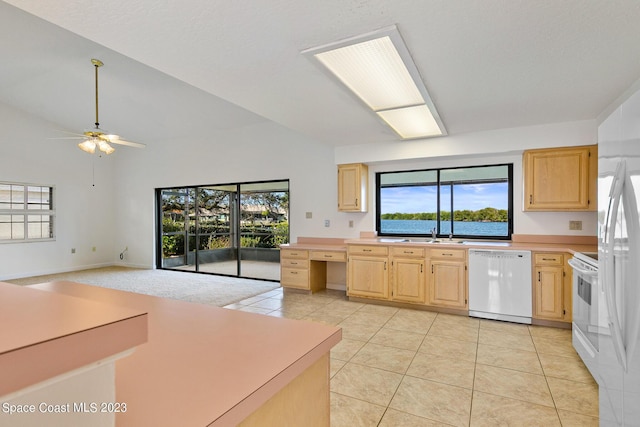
[{"xmin": 2, "ymin": 0, "xmax": 640, "ymax": 147}]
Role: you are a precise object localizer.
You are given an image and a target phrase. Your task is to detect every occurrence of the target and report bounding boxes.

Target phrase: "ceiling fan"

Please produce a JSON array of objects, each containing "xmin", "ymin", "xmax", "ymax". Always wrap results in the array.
[{"xmin": 59, "ymin": 58, "xmax": 145, "ymax": 155}]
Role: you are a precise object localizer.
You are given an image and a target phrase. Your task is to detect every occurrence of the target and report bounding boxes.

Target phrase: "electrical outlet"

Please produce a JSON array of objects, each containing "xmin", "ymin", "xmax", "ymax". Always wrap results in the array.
[
  {"xmin": 324, "ymin": 220, "xmax": 330, "ymax": 227},
  {"xmin": 305, "ymin": 212, "xmax": 312, "ymax": 219},
  {"xmin": 349, "ymin": 220, "xmax": 354, "ymax": 228},
  {"xmin": 569, "ymin": 220, "xmax": 582, "ymax": 230},
  {"xmin": 71, "ymin": 248, "xmax": 76, "ymax": 254}
]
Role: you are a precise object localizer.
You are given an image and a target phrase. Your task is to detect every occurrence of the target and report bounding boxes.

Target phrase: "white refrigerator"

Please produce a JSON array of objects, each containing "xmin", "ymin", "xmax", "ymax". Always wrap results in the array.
[{"xmin": 597, "ymin": 88, "xmax": 640, "ymax": 426}]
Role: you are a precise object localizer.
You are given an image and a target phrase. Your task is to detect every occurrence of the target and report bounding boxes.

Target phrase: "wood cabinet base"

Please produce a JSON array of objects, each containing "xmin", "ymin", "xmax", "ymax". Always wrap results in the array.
[
  {"xmin": 348, "ymin": 296, "xmax": 468, "ymax": 317},
  {"xmin": 239, "ymin": 354, "xmax": 329, "ymax": 427}
]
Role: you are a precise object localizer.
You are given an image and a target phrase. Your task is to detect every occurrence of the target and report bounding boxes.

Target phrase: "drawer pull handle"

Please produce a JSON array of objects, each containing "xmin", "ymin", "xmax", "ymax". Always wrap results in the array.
[
  {"xmin": 363, "ymin": 249, "xmax": 372, "ymax": 252},
  {"xmin": 404, "ymin": 251, "xmax": 414, "ymax": 254},
  {"xmin": 443, "ymin": 253, "xmax": 453, "ymax": 256},
  {"xmin": 291, "ymin": 271, "xmax": 298, "ymax": 275},
  {"xmin": 324, "ymin": 254, "xmax": 332, "ymax": 258},
  {"xmin": 542, "ymin": 258, "xmax": 555, "ymax": 261}
]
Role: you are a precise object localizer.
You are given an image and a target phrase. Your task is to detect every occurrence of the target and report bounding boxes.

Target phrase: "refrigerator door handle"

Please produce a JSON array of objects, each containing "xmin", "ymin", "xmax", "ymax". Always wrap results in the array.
[
  {"xmin": 604, "ymin": 160, "xmax": 628, "ymax": 371},
  {"xmin": 622, "ymin": 167, "xmax": 640, "ymax": 363}
]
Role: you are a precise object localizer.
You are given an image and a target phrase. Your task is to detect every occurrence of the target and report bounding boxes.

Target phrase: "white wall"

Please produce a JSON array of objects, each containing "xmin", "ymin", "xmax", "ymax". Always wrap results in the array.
[
  {"xmin": 336, "ymin": 120, "xmax": 599, "ymax": 237},
  {"xmin": 0, "ymin": 102, "xmax": 116, "ymax": 280},
  {"xmin": 1, "ymin": 101, "xmax": 601, "ymax": 279}
]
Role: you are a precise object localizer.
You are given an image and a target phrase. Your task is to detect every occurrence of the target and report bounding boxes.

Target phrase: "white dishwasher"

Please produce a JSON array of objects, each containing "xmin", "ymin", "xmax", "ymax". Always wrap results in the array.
[{"xmin": 468, "ymin": 249, "xmax": 532, "ymax": 324}]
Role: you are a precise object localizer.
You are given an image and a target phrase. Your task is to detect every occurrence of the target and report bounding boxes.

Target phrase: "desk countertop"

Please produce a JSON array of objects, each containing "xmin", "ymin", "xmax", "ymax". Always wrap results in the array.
[{"xmin": 27, "ymin": 281, "xmax": 341, "ymax": 427}]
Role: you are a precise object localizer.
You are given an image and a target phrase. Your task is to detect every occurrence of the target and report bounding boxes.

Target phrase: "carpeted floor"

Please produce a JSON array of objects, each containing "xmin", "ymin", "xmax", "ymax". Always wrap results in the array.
[{"xmin": 7, "ymin": 266, "xmax": 281, "ymax": 307}]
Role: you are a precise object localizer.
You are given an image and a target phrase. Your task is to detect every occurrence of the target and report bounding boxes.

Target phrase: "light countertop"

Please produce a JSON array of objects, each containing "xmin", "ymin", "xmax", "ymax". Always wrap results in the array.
[{"xmin": 27, "ymin": 281, "xmax": 341, "ymax": 427}]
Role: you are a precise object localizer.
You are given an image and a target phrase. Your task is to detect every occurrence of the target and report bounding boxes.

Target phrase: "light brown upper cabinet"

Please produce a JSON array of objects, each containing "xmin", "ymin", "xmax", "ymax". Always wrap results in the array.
[
  {"xmin": 338, "ymin": 163, "xmax": 368, "ymax": 212},
  {"xmin": 523, "ymin": 145, "xmax": 597, "ymax": 211}
]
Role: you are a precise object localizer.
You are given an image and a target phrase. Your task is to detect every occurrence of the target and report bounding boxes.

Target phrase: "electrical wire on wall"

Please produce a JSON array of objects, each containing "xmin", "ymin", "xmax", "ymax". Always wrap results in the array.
[{"xmin": 120, "ymin": 246, "xmax": 128, "ymax": 260}]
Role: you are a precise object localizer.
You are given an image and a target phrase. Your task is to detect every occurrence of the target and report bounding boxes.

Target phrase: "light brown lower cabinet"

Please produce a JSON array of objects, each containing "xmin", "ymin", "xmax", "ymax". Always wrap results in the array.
[
  {"xmin": 390, "ymin": 246, "xmax": 426, "ymax": 304},
  {"xmin": 532, "ymin": 252, "xmax": 571, "ymax": 322},
  {"xmin": 347, "ymin": 255, "xmax": 389, "ymax": 299}
]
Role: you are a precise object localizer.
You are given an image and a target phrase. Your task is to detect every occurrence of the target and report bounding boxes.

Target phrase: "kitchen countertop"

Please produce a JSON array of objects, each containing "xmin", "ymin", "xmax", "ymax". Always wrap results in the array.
[
  {"xmin": 281, "ymin": 236, "xmax": 596, "ymax": 256},
  {"xmin": 26, "ymin": 281, "xmax": 341, "ymax": 427},
  {"xmin": 0, "ymin": 281, "xmax": 148, "ymax": 398}
]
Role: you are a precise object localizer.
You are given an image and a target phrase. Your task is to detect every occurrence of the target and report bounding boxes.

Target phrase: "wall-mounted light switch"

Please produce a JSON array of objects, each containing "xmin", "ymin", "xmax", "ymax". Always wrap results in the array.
[
  {"xmin": 306, "ymin": 212, "xmax": 312, "ymax": 219},
  {"xmin": 324, "ymin": 220, "xmax": 330, "ymax": 227},
  {"xmin": 569, "ymin": 220, "xmax": 582, "ymax": 230},
  {"xmin": 349, "ymin": 220, "xmax": 354, "ymax": 228}
]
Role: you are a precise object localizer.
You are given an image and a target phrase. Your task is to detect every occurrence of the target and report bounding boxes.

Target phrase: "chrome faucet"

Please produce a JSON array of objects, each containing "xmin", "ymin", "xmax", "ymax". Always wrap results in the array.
[{"xmin": 431, "ymin": 228, "xmax": 436, "ymax": 240}]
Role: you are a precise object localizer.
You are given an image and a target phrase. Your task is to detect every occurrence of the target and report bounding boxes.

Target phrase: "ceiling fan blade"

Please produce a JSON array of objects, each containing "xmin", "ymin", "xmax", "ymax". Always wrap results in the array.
[
  {"xmin": 104, "ymin": 135, "xmax": 146, "ymax": 148},
  {"xmin": 48, "ymin": 136, "xmax": 86, "ymax": 140}
]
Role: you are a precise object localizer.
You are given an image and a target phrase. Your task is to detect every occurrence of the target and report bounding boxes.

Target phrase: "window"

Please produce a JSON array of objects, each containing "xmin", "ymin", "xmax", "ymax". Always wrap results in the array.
[
  {"xmin": 377, "ymin": 164, "xmax": 512, "ymax": 239},
  {"xmin": 0, "ymin": 182, "xmax": 55, "ymax": 242}
]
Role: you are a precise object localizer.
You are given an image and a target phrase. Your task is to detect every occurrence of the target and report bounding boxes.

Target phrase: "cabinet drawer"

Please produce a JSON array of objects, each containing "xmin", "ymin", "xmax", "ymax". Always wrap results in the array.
[
  {"xmin": 430, "ymin": 248, "xmax": 466, "ymax": 260},
  {"xmin": 391, "ymin": 246, "xmax": 426, "ymax": 258},
  {"xmin": 281, "ymin": 258, "xmax": 309, "ymax": 269},
  {"xmin": 280, "ymin": 249, "xmax": 309, "ymax": 260},
  {"xmin": 280, "ymin": 267, "xmax": 309, "ymax": 289},
  {"xmin": 310, "ymin": 251, "xmax": 347, "ymax": 262},
  {"xmin": 534, "ymin": 253, "xmax": 563, "ymax": 266},
  {"xmin": 348, "ymin": 245, "xmax": 388, "ymax": 256}
]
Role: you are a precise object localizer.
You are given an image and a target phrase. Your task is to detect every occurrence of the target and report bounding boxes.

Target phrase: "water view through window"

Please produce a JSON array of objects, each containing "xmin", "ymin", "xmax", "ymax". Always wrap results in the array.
[{"xmin": 377, "ymin": 165, "xmax": 512, "ymax": 239}]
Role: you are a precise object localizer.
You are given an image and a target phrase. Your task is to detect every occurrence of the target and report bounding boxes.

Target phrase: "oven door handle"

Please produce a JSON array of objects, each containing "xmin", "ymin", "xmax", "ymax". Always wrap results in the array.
[{"xmin": 567, "ymin": 258, "xmax": 598, "ymax": 277}]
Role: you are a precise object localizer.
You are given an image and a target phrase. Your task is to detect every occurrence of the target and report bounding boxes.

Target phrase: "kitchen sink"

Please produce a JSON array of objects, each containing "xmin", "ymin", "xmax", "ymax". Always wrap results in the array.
[{"xmin": 459, "ymin": 241, "xmax": 511, "ymax": 246}]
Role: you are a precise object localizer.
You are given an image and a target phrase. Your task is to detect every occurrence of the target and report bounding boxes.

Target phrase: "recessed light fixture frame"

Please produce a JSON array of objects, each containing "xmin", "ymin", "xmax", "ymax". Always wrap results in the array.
[{"xmin": 302, "ymin": 25, "xmax": 447, "ymax": 140}]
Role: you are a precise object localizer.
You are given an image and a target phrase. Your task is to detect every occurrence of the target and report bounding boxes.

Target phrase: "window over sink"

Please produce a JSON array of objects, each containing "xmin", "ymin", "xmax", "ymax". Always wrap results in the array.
[{"xmin": 376, "ymin": 164, "xmax": 513, "ymax": 240}]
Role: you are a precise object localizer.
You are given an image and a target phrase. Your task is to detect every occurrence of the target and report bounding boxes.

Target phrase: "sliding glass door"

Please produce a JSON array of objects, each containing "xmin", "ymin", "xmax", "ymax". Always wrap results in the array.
[{"xmin": 157, "ymin": 180, "xmax": 289, "ymax": 281}]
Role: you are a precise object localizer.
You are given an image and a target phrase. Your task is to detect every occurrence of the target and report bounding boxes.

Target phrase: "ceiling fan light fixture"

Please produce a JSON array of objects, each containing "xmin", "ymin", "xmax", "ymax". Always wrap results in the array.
[
  {"xmin": 302, "ymin": 25, "xmax": 446, "ymax": 140},
  {"xmin": 78, "ymin": 139, "xmax": 96, "ymax": 154},
  {"xmin": 97, "ymin": 140, "xmax": 115, "ymax": 155}
]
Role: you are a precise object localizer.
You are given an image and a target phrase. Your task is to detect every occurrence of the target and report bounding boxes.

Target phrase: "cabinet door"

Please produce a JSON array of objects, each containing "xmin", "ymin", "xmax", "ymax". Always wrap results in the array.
[
  {"xmin": 524, "ymin": 146, "xmax": 593, "ymax": 211},
  {"xmin": 428, "ymin": 260, "xmax": 466, "ymax": 309},
  {"xmin": 534, "ymin": 266, "xmax": 564, "ymax": 320},
  {"xmin": 391, "ymin": 258, "xmax": 425, "ymax": 303},
  {"xmin": 348, "ymin": 256, "xmax": 388, "ymax": 299},
  {"xmin": 338, "ymin": 163, "xmax": 368, "ymax": 212}
]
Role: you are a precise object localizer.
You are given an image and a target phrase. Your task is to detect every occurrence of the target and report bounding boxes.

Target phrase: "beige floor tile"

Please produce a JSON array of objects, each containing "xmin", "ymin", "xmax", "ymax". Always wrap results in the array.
[
  {"xmin": 247, "ymin": 297, "xmax": 283, "ymax": 310},
  {"xmin": 390, "ymin": 376, "xmax": 472, "ymax": 427},
  {"xmin": 351, "ymin": 342, "xmax": 416, "ymax": 374},
  {"xmin": 419, "ymin": 335, "xmax": 478, "ymax": 362},
  {"xmin": 370, "ymin": 327, "xmax": 426, "ymax": 351},
  {"xmin": 435, "ymin": 312, "xmax": 480, "ymax": 327},
  {"xmin": 331, "ymin": 363, "xmax": 403, "ymax": 406},
  {"xmin": 301, "ymin": 311, "xmax": 349, "ymax": 325},
  {"xmin": 428, "ymin": 321, "xmax": 479, "ymax": 343},
  {"xmin": 331, "ymin": 338, "xmax": 367, "ymax": 361},
  {"xmin": 378, "ymin": 408, "xmax": 445, "ymax": 426},
  {"xmin": 264, "ymin": 309, "xmax": 302, "ymax": 319},
  {"xmin": 407, "ymin": 352, "xmax": 475, "ymax": 388},
  {"xmin": 330, "ymin": 392, "xmax": 386, "ymax": 427},
  {"xmin": 357, "ymin": 303, "xmax": 400, "ymax": 316},
  {"xmin": 479, "ymin": 318, "xmax": 531, "ymax": 335},
  {"xmin": 476, "ymin": 343, "xmax": 543, "ymax": 374},
  {"xmin": 532, "ymin": 334, "xmax": 579, "ymax": 357},
  {"xmin": 478, "ymin": 328, "xmax": 536, "ymax": 352},
  {"xmin": 384, "ymin": 314, "xmax": 434, "ymax": 334},
  {"xmin": 337, "ymin": 321, "xmax": 382, "ymax": 342},
  {"xmin": 330, "ymin": 358, "xmax": 346, "ymax": 378},
  {"xmin": 546, "ymin": 376, "xmax": 599, "ymax": 418},
  {"xmin": 473, "ymin": 364, "xmax": 554, "ymax": 407},
  {"xmin": 342, "ymin": 310, "xmax": 395, "ymax": 327},
  {"xmin": 235, "ymin": 295, "xmax": 270, "ymax": 305},
  {"xmin": 470, "ymin": 390, "xmax": 561, "ymax": 426},
  {"xmin": 529, "ymin": 324, "xmax": 572, "ymax": 339},
  {"xmin": 557, "ymin": 409, "xmax": 599, "ymax": 426},
  {"xmin": 323, "ymin": 299, "xmax": 364, "ymax": 316},
  {"xmin": 538, "ymin": 352, "xmax": 596, "ymax": 384}
]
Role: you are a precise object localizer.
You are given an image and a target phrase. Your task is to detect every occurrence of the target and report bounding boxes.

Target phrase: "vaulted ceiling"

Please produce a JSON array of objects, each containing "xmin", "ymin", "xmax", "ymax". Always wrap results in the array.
[{"xmin": 2, "ymin": 0, "xmax": 640, "ymax": 148}]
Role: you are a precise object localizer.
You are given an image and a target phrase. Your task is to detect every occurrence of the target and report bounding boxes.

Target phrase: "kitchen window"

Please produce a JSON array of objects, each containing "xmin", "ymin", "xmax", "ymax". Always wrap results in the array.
[
  {"xmin": 376, "ymin": 164, "xmax": 513, "ymax": 239},
  {"xmin": 0, "ymin": 182, "xmax": 55, "ymax": 242}
]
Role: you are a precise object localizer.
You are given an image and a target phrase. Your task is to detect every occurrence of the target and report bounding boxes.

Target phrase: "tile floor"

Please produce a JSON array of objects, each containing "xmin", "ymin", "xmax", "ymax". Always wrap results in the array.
[{"xmin": 224, "ymin": 288, "xmax": 599, "ymax": 426}]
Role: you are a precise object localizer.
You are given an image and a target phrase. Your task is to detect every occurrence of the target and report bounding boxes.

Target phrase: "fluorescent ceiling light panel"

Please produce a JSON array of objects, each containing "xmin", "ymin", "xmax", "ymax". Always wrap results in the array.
[
  {"xmin": 303, "ymin": 25, "xmax": 446, "ymax": 139},
  {"xmin": 377, "ymin": 105, "xmax": 442, "ymax": 139},
  {"xmin": 314, "ymin": 36, "xmax": 424, "ymax": 111}
]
